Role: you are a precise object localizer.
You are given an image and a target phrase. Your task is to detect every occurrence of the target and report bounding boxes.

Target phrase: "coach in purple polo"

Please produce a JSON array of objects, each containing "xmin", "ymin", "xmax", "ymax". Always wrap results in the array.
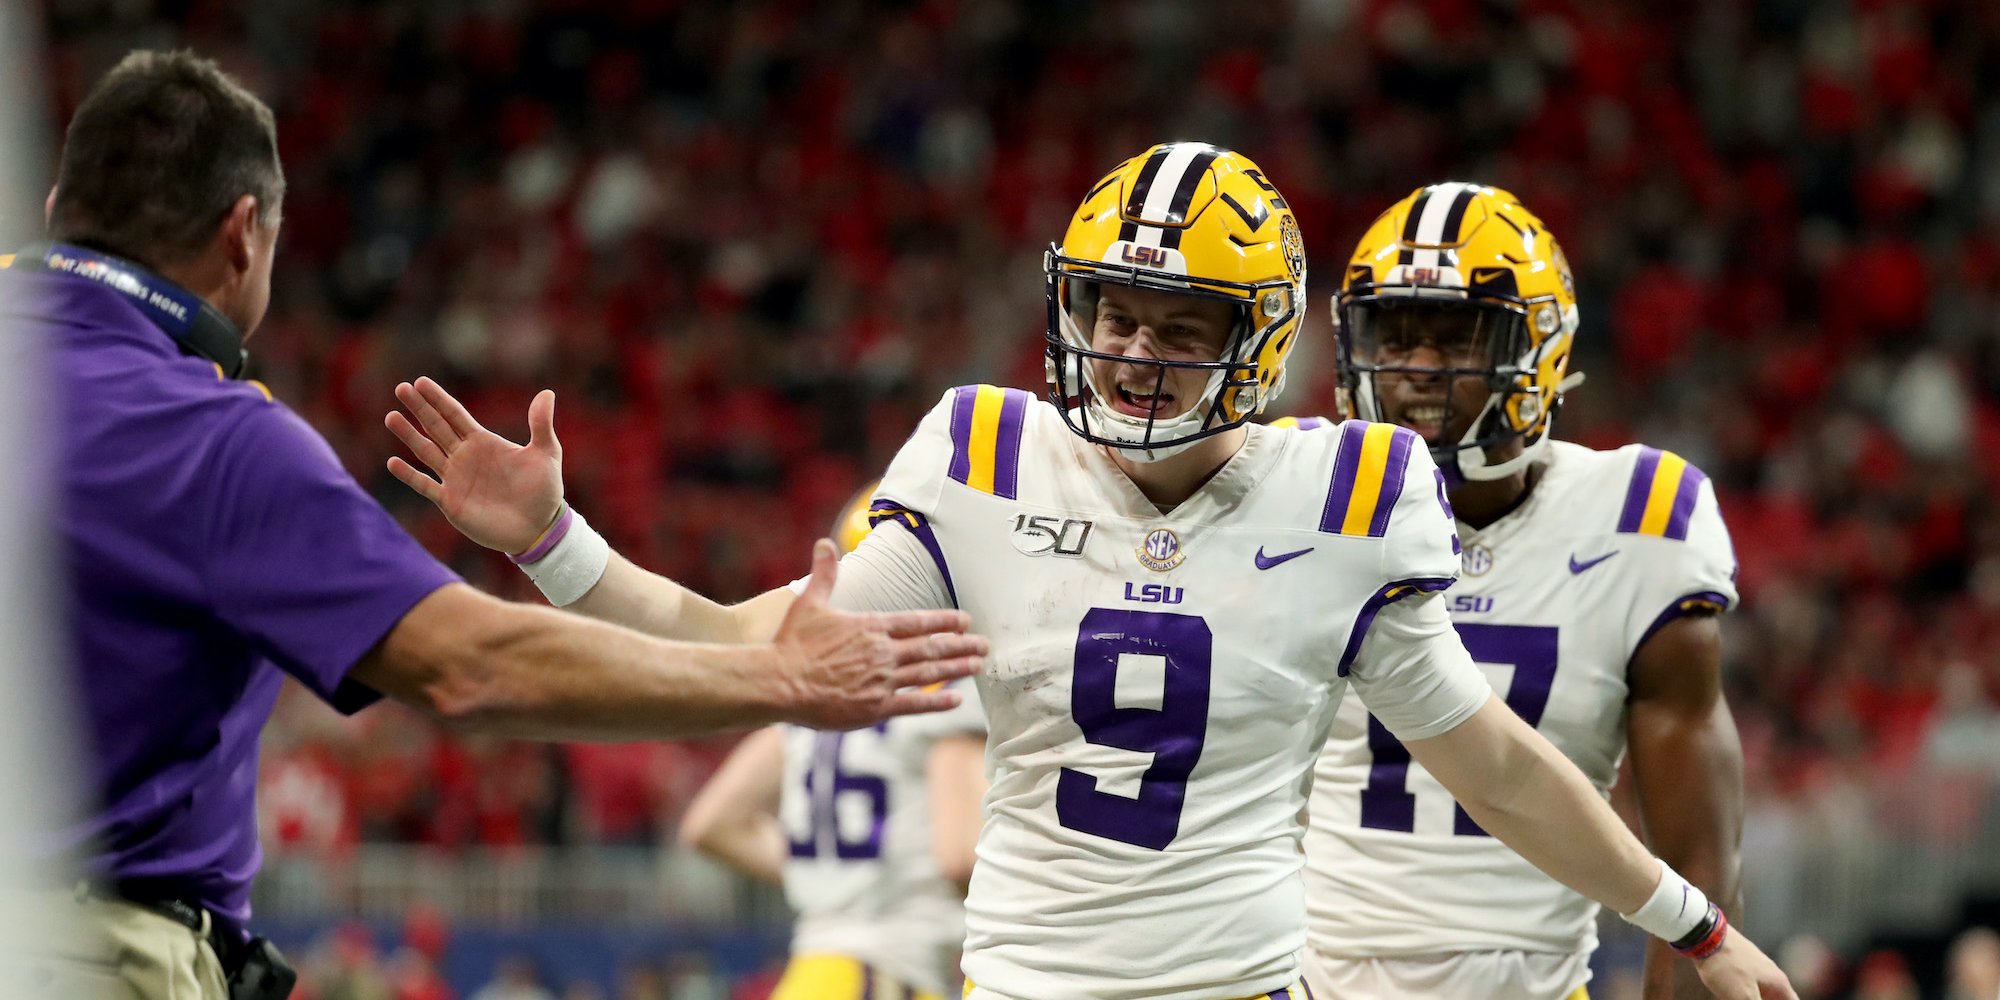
[{"xmin": 2, "ymin": 50, "xmax": 982, "ymax": 1000}]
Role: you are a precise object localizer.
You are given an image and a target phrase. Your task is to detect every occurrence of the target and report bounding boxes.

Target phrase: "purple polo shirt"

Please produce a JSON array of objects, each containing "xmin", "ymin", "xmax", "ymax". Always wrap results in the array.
[{"xmin": 1, "ymin": 268, "xmax": 459, "ymax": 933}]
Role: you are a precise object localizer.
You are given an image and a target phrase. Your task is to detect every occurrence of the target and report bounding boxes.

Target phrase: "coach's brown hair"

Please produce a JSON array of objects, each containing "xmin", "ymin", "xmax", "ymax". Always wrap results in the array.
[{"xmin": 49, "ymin": 49, "xmax": 284, "ymax": 268}]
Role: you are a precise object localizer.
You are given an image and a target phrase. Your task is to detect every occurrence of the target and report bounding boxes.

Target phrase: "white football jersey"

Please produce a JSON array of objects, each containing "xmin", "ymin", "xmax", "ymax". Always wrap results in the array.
[
  {"xmin": 834, "ymin": 385, "xmax": 1491, "ymax": 1000},
  {"xmin": 782, "ymin": 680, "xmax": 986, "ymax": 997},
  {"xmin": 1305, "ymin": 439, "xmax": 1738, "ymax": 962}
]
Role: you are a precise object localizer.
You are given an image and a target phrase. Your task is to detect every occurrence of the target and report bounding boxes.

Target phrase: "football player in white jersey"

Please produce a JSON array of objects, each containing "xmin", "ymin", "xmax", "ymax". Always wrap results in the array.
[
  {"xmin": 679, "ymin": 484, "xmax": 989, "ymax": 1000},
  {"xmin": 381, "ymin": 143, "xmax": 1792, "ymax": 1000},
  {"xmin": 1284, "ymin": 182, "xmax": 1744, "ymax": 1000}
]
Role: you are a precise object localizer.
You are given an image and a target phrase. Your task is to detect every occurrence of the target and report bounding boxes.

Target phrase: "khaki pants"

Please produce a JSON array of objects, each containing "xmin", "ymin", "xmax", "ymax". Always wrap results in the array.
[{"xmin": 0, "ymin": 887, "xmax": 228, "ymax": 999}]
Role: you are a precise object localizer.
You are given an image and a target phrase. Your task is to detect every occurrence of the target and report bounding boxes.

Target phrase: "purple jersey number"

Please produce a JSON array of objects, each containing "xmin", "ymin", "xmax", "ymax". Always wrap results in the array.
[
  {"xmin": 1056, "ymin": 608, "xmax": 1213, "ymax": 850},
  {"xmin": 787, "ymin": 729, "xmax": 889, "ymax": 860},
  {"xmin": 1360, "ymin": 623, "xmax": 1559, "ymax": 835}
]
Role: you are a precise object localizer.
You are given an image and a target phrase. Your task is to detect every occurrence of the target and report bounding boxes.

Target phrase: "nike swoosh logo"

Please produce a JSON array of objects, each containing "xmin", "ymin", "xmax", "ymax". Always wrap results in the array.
[
  {"xmin": 1569, "ymin": 551, "xmax": 1619, "ymax": 574},
  {"xmin": 1255, "ymin": 546, "xmax": 1314, "ymax": 570}
]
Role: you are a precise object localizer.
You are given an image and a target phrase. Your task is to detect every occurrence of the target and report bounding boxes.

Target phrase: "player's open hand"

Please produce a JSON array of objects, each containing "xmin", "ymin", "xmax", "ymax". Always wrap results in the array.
[
  {"xmin": 773, "ymin": 539, "xmax": 986, "ymax": 729},
  {"xmin": 386, "ymin": 376, "xmax": 565, "ymax": 555},
  {"xmin": 1693, "ymin": 931, "xmax": 1799, "ymax": 1000}
]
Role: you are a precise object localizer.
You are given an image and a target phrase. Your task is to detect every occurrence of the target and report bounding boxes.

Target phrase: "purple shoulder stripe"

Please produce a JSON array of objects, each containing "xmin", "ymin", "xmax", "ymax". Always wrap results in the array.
[
  {"xmin": 1365, "ymin": 426, "xmax": 1418, "ymax": 538},
  {"xmin": 1319, "ymin": 421, "xmax": 1372, "ymax": 534},
  {"xmin": 1662, "ymin": 463, "xmax": 1707, "ymax": 541},
  {"xmin": 991, "ymin": 387, "xmax": 1033, "ymax": 500},
  {"xmin": 1616, "ymin": 447, "xmax": 1662, "ymax": 534},
  {"xmin": 945, "ymin": 386, "xmax": 980, "ymax": 486}
]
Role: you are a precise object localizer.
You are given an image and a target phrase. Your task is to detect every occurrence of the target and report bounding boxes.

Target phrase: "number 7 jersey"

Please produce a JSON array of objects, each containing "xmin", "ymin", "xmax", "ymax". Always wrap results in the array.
[
  {"xmin": 1304, "ymin": 439, "xmax": 1738, "ymax": 960},
  {"xmin": 844, "ymin": 386, "xmax": 1491, "ymax": 1000}
]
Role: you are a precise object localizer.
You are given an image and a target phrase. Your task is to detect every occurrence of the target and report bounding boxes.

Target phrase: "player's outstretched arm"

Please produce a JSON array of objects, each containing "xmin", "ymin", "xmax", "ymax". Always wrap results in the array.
[
  {"xmin": 679, "ymin": 726, "xmax": 789, "ymax": 884},
  {"xmin": 1406, "ymin": 699, "xmax": 1792, "ymax": 1000},
  {"xmin": 385, "ymin": 375, "xmax": 793, "ymax": 643},
  {"xmin": 1626, "ymin": 613, "xmax": 1746, "ymax": 1000},
  {"xmin": 351, "ymin": 540, "xmax": 984, "ymax": 738}
]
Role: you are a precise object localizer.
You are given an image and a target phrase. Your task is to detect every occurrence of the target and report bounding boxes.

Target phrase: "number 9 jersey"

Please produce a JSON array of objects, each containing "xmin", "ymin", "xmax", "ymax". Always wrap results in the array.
[
  {"xmin": 832, "ymin": 385, "xmax": 1493, "ymax": 1000},
  {"xmin": 1304, "ymin": 440, "xmax": 1738, "ymax": 987}
]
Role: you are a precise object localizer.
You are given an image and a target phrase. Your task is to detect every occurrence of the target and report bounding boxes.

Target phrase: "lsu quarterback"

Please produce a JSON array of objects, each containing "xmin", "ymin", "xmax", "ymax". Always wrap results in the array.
[
  {"xmin": 678, "ymin": 484, "xmax": 989, "ymax": 1000},
  {"xmin": 1279, "ymin": 183, "xmax": 1743, "ymax": 1000},
  {"xmin": 381, "ymin": 142, "xmax": 1793, "ymax": 1000}
]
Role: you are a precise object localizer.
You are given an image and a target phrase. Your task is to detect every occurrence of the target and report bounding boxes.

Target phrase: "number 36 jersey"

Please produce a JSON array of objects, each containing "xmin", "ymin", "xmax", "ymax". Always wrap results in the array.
[
  {"xmin": 1305, "ymin": 439, "xmax": 1738, "ymax": 960},
  {"xmin": 780, "ymin": 683, "xmax": 985, "ymax": 997},
  {"xmin": 833, "ymin": 386, "xmax": 1492, "ymax": 1000}
]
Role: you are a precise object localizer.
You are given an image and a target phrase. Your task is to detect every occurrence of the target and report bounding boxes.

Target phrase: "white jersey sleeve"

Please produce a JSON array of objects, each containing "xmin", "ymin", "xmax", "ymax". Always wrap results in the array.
[
  {"xmin": 1373, "ymin": 438, "xmax": 1462, "ymax": 589},
  {"xmin": 1348, "ymin": 593, "xmax": 1491, "ymax": 742},
  {"xmin": 1613, "ymin": 449, "xmax": 1738, "ymax": 656},
  {"xmin": 1341, "ymin": 433, "xmax": 1489, "ymax": 742},
  {"xmin": 827, "ymin": 515, "xmax": 957, "ymax": 616}
]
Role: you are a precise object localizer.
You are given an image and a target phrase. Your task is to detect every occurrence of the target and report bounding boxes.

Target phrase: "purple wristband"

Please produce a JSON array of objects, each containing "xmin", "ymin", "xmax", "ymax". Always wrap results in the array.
[{"xmin": 510, "ymin": 505, "xmax": 574, "ymax": 564}]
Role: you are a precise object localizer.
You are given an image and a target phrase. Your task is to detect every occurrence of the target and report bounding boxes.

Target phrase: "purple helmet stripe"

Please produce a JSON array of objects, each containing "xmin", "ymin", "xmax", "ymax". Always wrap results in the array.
[
  {"xmin": 1617, "ymin": 447, "xmax": 1662, "ymax": 533},
  {"xmin": 1319, "ymin": 420, "xmax": 1371, "ymax": 533},
  {"xmin": 946, "ymin": 385, "xmax": 979, "ymax": 486},
  {"xmin": 1367, "ymin": 427, "xmax": 1416, "ymax": 538},
  {"xmin": 1663, "ymin": 462, "xmax": 1707, "ymax": 541}
]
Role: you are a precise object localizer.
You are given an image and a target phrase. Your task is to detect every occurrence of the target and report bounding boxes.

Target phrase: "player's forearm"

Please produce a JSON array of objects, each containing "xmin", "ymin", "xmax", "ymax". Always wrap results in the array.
[
  {"xmin": 1633, "ymin": 703, "xmax": 1746, "ymax": 998},
  {"xmin": 361, "ymin": 585, "xmax": 798, "ymax": 740},
  {"xmin": 562, "ymin": 550, "xmax": 759, "ymax": 643},
  {"xmin": 1414, "ymin": 697, "xmax": 1659, "ymax": 916},
  {"xmin": 1643, "ymin": 828, "xmax": 1739, "ymax": 1000},
  {"xmin": 1642, "ymin": 836, "xmax": 1742, "ymax": 1000}
]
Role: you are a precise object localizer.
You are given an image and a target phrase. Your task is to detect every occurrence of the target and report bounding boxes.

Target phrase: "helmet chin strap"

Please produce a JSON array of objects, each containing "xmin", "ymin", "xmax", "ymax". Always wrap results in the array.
[{"xmin": 1450, "ymin": 434, "xmax": 1546, "ymax": 482}]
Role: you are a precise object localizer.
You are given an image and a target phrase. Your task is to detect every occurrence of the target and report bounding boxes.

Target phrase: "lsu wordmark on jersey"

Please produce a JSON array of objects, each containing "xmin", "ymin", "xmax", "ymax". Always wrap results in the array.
[
  {"xmin": 1297, "ymin": 432, "xmax": 1737, "ymax": 998},
  {"xmin": 833, "ymin": 384, "xmax": 1484, "ymax": 1000},
  {"xmin": 777, "ymin": 683, "xmax": 984, "ymax": 1000}
]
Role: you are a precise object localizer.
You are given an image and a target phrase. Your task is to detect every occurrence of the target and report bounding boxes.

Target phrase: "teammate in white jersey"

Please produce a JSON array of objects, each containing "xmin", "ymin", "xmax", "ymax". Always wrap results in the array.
[
  {"xmin": 1287, "ymin": 182, "xmax": 1744, "ymax": 1000},
  {"xmin": 380, "ymin": 143, "xmax": 1792, "ymax": 1000},
  {"xmin": 679, "ymin": 485, "xmax": 988, "ymax": 1000}
]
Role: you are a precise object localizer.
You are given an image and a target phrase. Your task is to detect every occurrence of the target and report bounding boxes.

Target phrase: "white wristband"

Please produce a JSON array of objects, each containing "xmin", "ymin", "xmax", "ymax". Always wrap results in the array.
[
  {"xmin": 1620, "ymin": 858, "xmax": 1711, "ymax": 942},
  {"xmin": 517, "ymin": 506, "xmax": 610, "ymax": 607}
]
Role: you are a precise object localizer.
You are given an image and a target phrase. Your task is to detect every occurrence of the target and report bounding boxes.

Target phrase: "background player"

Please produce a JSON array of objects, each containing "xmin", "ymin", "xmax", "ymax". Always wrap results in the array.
[
  {"xmin": 1288, "ymin": 182, "xmax": 1742, "ymax": 1000},
  {"xmin": 384, "ymin": 143, "xmax": 1792, "ymax": 999},
  {"xmin": 679, "ymin": 483, "xmax": 988, "ymax": 1000}
]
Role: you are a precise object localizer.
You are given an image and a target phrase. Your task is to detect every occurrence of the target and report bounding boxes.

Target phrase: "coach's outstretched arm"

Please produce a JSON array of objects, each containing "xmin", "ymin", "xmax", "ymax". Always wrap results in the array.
[
  {"xmin": 351, "ymin": 540, "xmax": 981, "ymax": 738},
  {"xmin": 1357, "ymin": 595, "xmax": 1795, "ymax": 1000},
  {"xmin": 385, "ymin": 377, "xmax": 811, "ymax": 642}
]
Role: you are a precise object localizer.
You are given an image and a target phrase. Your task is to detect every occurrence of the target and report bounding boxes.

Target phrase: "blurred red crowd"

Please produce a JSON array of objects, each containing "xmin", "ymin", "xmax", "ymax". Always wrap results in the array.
[{"xmin": 35, "ymin": 0, "xmax": 2000, "ymax": 855}]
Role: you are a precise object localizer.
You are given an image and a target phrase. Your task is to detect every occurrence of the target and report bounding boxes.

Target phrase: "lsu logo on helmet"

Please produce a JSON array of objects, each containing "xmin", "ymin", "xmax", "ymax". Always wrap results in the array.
[
  {"xmin": 1333, "ymin": 181, "xmax": 1580, "ymax": 482},
  {"xmin": 1044, "ymin": 141, "xmax": 1308, "ymax": 460}
]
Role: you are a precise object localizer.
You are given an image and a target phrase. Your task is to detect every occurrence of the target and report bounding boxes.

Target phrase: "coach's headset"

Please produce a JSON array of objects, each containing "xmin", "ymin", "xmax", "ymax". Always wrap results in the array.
[{"xmin": 3, "ymin": 242, "xmax": 248, "ymax": 378}]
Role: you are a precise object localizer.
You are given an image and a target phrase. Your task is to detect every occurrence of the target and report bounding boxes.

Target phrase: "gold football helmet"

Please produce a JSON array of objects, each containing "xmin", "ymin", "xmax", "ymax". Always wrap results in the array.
[
  {"xmin": 1046, "ymin": 141, "xmax": 1308, "ymax": 460},
  {"xmin": 1334, "ymin": 182, "xmax": 1579, "ymax": 482}
]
